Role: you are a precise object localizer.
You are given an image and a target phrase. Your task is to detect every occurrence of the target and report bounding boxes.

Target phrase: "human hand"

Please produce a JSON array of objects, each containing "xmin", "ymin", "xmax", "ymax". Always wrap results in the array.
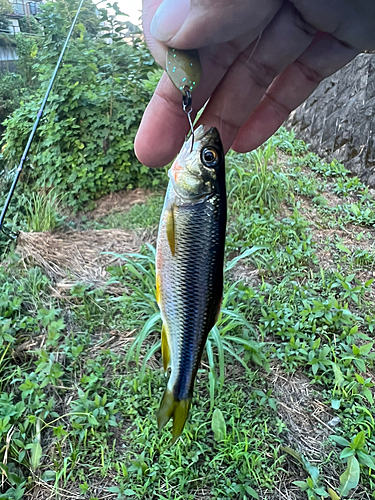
[{"xmin": 135, "ymin": 0, "xmax": 375, "ymax": 168}]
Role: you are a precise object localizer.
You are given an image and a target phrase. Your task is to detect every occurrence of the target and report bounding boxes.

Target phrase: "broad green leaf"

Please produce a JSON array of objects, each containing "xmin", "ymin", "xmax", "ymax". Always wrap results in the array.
[
  {"xmin": 302, "ymin": 456, "xmax": 319, "ymax": 482},
  {"xmin": 352, "ymin": 344, "xmax": 360, "ymax": 356},
  {"xmin": 331, "ymin": 399, "xmax": 341, "ymax": 410},
  {"xmin": 243, "ymin": 485, "xmax": 259, "ymax": 499},
  {"xmin": 340, "ymin": 448, "xmax": 355, "ymax": 460},
  {"xmin": 357, "ymin": 450, "xmax": 375, "ymax": 470},
  {"xmin": 30, "ymin": 442, "xmax": 43, "ymax": 471},
  {"xmin": 312, "ymin": 337, "xmax": 321, "ymax": 350},
  {"xmin": 211, "ymin": 408, "xmax": 226, "ymax": 442},
  {"xmin": 362, "ymin": 388, "xmax": 374, "ymax": 405},
  {"xmin": 331, "ymin": 435, "xmax": 350, "ymax": 447},
  {"xmin": 354, "ymin": 358, "xmax": 366, "ymax": 372},
  {"xmin": 327, "ymin": 487, "xmax": 341, "ymax": 500},
  {"xmin": 358, "ymin": 342, "xmax": 373, "ymax": 356},
  {"xmin": 293, "ymin": 480, "xmax": 308, "ymax": 491},
  {"xmin": 314, "ymin": 485, "xmax": 330, "ymax": 496},
  {"xmin": 339, "ymin": 455, "xmax": 360, "ymax": 497},
  {"xmin": 351, "ymin": 430, "xmax": 365, "ymax": 450}
]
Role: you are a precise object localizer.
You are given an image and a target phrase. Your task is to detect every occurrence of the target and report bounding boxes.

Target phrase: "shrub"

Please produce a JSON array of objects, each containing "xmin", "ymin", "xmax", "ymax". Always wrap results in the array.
[{"xmin": 2, "ymin": 1, "xmax": 162, "ymax": 212}]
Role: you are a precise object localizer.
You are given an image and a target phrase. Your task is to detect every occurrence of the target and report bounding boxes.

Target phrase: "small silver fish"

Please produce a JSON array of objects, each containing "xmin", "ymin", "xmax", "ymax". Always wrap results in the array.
[{"xmin": 155, "ymin": 125, "xmax": 227, "ymax": 442}]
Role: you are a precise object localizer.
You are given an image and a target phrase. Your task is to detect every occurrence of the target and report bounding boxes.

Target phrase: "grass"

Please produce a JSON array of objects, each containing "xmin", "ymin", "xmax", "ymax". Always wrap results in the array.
[
  {"xmin": 0, "ymin": 127, "xmax": 375, "ymax": 499},
  {"xmin": 24, "ymin": 189, "xmax": 65, "ymax": 232},
  {"xmin": 83, "ymin": 193, "xmax": 165, "ymax": 231}
]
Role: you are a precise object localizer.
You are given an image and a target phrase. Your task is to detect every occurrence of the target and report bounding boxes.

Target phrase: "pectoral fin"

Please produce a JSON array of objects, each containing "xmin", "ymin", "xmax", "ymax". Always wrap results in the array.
[{"xmin": 166, "ymin": 205, "xmax": 176, "ymax": 256}]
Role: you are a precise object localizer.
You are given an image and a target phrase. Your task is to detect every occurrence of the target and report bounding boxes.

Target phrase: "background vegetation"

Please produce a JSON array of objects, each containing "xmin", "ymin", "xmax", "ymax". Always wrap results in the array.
[
  {"xmin": 0, "ymin": 0, "xmax": 163, "ymax": 238},
  {"xmin": 0, "ymin": 1, "xmax": 374, "ymax": 500}
]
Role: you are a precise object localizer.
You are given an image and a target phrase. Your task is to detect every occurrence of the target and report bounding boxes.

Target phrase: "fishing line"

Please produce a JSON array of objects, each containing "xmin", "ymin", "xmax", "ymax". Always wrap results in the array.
[
  {"xmin": 244, "ymin": 27, "xmax": 264, "ymax": 68},
  {"xmin": 0, "ymin": 0, "xmax": 85, "ymax": 239}
]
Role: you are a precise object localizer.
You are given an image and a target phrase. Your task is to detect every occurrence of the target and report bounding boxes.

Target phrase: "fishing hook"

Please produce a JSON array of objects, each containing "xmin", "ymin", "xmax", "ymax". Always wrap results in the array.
[{"xmin": 182, "ymin": 87, "xmax": 194, "ymax": 152}]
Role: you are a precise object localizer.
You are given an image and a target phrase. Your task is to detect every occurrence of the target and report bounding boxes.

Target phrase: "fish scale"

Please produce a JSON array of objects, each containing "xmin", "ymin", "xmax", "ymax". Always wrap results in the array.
[{"xmin": 173, "ymin": 199, "xmax": 221, "ymax": 399}]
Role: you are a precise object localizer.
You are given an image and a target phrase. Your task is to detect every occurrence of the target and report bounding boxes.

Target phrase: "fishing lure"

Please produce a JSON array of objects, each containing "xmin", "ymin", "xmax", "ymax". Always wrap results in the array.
[{"xmin": 166, "ymin": 48, "xmax": 201, "ymax": 148}]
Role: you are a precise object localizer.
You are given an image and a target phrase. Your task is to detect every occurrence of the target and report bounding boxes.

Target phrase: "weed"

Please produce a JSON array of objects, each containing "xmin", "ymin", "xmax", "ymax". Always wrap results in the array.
[
  {"xmin": 109, "ymin": 245, "xmax": 270, "ymax": 409},
  {"xmin": 227, "ymin": 140, "xmax": 289, "ymax": 212},
  {"xmin": 24, "ymin": 190, "xmax": 64, "ymax": 232},
  {"xmin": 333, "ymin": 176, "xmax": 367, "ymax": 197},
  {"xmin": 311, "ymin": 158, "xmax": 350, "ymax": 177},
  {"xmin": 93, "ymin": 193, "xmax": 165, "ymax": 230}
]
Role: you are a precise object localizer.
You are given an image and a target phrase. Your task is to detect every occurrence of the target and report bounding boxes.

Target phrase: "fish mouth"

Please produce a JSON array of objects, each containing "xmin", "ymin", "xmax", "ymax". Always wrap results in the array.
[{"xmin": 194, "ymin": 125, "xmax": 220, "ymax": 143}]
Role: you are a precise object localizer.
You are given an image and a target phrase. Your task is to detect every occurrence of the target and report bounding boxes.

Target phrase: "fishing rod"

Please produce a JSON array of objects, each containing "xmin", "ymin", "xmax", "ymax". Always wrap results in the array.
[{"xmin": 0, "ymin": 0, "xmax": 85, "ymax": 239}]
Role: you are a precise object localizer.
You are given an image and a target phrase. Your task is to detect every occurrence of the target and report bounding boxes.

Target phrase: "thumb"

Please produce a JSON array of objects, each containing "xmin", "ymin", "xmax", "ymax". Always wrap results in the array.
[
  {"xmin": 150, "ymin": 0, "xmax": 282, "ymax": 49},
  {"xmin": 150, "ymin": 0, "xmax": 190, "ymax": 45}
]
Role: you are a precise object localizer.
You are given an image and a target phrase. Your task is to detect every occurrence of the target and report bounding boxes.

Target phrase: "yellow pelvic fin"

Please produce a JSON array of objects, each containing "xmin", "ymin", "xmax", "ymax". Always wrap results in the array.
[
  {"xmin": 161, "ymin": 323, "xmax": 171, "ymax": 372},
  {"xmin": 157, "ymin": 389, "xmax": 191, "ymax": 444},
  {"xmin": 215, "ymin": 296, "xmax": 223, "ymax": 323},
  {"xmin": 155, "ymin": 273, "xmax": 161, "ymax": 306},
  {"xmin": 166, "ymin": 205, "xmax": 176, "ymax": 256}
]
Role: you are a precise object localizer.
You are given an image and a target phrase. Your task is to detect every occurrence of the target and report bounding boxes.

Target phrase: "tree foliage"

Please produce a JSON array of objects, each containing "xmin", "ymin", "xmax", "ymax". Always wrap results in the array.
[
  {"xmin": 2, "ymin": 0, "xmax": 162, "ymax": 212},
  {"xmin": 18, "ymin": 15, "xmax": 42, "ymax": 35},
  {"xmin": 0, "ymin": 34, "xmax": 40, "ymax": 136},
  {"xmin": 0, "ymin": 0, "xmax": 12, "ymax": 31}
]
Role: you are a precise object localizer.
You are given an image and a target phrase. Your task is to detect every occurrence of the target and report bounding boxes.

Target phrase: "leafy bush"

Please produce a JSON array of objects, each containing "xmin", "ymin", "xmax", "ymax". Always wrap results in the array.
[
  {"xmin": 0, "ymin": 0, "xmax": 12, "ymax": 31},
  {"xmin": 2, "ymin": 1, "xmax": 162, "ymax": 213},
  {"xmin": 18, "ymin": 15, "xmax": 41, "ymax": 35}
]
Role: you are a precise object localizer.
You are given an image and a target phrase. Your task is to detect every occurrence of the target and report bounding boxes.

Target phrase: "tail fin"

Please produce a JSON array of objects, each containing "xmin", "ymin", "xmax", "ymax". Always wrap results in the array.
[{"xmin": 157, "ymin": 389, "xmax": 191, "ymax": 444}]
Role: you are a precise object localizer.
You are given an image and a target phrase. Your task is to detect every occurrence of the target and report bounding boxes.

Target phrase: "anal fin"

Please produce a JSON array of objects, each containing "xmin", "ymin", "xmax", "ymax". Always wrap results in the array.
[{"xmin": 161, "ymin": 323, "xmax": 171, "ymax": 372}]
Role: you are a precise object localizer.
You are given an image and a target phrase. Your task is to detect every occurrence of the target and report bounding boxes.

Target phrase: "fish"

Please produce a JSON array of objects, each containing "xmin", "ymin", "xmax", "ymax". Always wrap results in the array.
[{"xmin": 155, "ymin": 125, "xmax": 227, "ymax": 442}]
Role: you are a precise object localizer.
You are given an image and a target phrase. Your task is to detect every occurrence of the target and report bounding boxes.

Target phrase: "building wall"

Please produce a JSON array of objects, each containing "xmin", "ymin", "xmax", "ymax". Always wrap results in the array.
[{"xmin": 285, "ymin": 54, "xmax": 375, "ymax": 186}]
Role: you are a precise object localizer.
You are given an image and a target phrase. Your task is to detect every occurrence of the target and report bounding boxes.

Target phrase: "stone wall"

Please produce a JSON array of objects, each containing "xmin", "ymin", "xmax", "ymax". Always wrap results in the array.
[{"xmin": 285, "ymin": 54, "xmax": 375, "ymax": 186}]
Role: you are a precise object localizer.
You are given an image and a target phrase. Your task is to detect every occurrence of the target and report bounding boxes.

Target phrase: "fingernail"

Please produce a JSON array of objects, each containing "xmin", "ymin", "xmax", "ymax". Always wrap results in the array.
[{"xmin": 150, "ymin": 0, "xmax": 190, "ymax": 42}]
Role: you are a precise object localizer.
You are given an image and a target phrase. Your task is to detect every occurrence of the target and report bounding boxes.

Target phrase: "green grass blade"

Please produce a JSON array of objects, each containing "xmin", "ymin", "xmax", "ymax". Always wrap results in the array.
[
  {"xmin": 206, "ymin": 339, "xmax": 216, "ymax": 410},
  {"xmin": 221, "ymin": 340, "xmax": 250, "ymax": 372},
  {"xmin": 126, "ymin": 311, "xmax": 161, "ymax": 365},
  {"xmin": 140, "ymin": 341, "xmax": 161, "ymax": 382},
  {"xmin": 210, "ymin": 325, "xmax": 225, "ymax": 388},
  {"xmin": 225, "ymin": 246, "xmax": 267, "ymax": 272}
]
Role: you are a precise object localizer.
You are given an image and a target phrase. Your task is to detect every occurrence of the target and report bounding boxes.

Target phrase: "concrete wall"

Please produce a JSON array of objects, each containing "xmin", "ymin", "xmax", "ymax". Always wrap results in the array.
[{"xmin": 285, "ymin": 54, "xmax": 375, "ymax": 186}]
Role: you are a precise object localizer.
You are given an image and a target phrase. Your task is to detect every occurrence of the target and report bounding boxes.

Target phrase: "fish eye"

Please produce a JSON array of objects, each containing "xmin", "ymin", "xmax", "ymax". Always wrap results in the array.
[{"xmin": 201, "ymin": 147, "xmax": 219, "ymax": 167}]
